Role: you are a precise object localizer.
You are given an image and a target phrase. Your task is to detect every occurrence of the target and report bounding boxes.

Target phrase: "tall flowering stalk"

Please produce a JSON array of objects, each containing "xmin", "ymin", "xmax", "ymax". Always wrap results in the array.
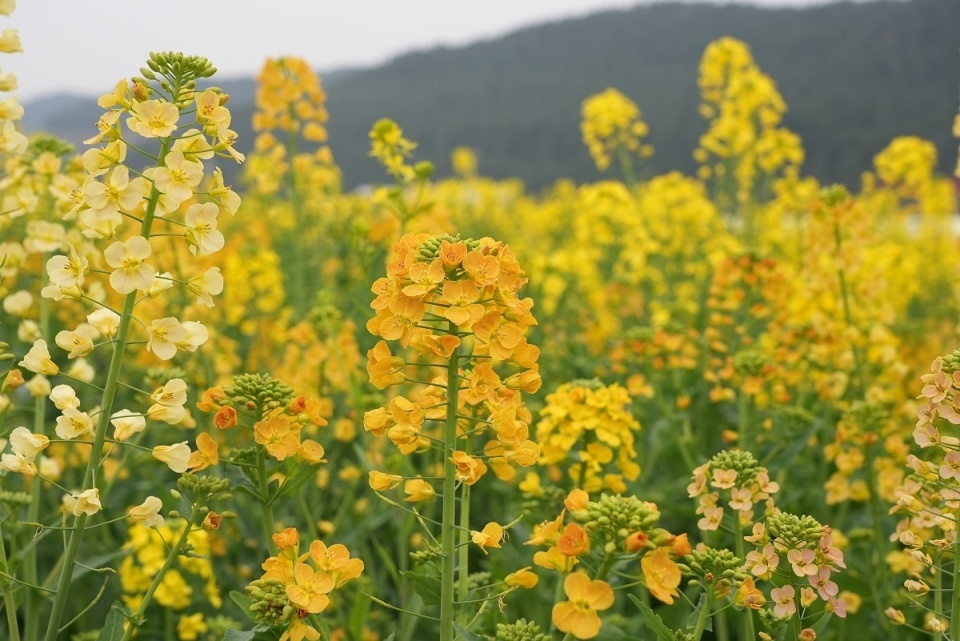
[
  {"xmin": 580, "ymin": 87, "xmax": 653, "ymax": 187},
  {"xmin": 889, "ymin": 349, "xmax": 960, "ymax": 637},
  {"xmin": 2, "ymin": 52, "xmax": 246, "ymax": 640},
  {"xmin": 365, "ymin": 232, "xmax": 541, "ymax": 640}
]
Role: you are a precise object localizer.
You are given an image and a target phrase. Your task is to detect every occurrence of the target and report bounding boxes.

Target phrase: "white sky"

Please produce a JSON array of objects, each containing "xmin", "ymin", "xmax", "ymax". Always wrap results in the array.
[{"xmin": 10, "ymin": 0, "xmax": 835, "ymax": 100}]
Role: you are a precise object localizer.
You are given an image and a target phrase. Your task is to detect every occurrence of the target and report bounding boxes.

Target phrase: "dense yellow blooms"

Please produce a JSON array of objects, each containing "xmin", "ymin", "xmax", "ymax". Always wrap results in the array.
[{"xmin": 580, "ymin": 88, "xmax": 652, "ymax": 173}]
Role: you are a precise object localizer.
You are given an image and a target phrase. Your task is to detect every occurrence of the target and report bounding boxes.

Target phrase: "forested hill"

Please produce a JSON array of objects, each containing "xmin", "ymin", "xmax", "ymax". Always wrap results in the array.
[{"xmin": 23, "ymin": 0, "xmax": 960, "ymax": 190}]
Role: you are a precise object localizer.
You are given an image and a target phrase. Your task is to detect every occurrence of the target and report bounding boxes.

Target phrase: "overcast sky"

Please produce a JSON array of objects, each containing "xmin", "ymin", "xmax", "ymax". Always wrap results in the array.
[{"xmin": 10, "ymin": 0, "xmax": 843, "ymax": 100}]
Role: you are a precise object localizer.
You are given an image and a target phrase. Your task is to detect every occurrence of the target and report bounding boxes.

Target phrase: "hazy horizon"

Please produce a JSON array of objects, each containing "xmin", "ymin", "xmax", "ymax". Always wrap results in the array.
[{"xmin": 6, "ymin": 0, "xmax": 876, "ymax": 102}]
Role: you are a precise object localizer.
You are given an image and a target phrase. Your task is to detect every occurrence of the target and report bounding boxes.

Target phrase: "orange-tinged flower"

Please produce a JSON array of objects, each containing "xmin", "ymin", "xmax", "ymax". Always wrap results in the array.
[
  {"xmin": 279, "ymin": 617, "xmax": 320, "ymax": 641},
  {"xmin": 533, "ymin": 546, "xmax": 578, "ymax": 572},
  {"xmin": 420, "ymin": 332, "xmax": 461, "ymax": 358},
  {"xmin": 367, "ymin": 340, "xmax": 405, "ymax": 390},
  {"xmin": 297, "ymin": 440, "xmax": 326, "ymax": 464},
  {"xmin": 440, "ymin": 280, "xmax": 485, "ymax": 327},
  {"xmin": 505, "ymin": 566, "xmax": 539, "ymax": 588},
  {"xmin": 473, "ymin": 312, "xmax": 522, "ymax": 360},
  {"xmin": 526, "ymin": 512, "xmax": 565, "ymax": 547},
  {"xmin": 197, "ymin": 386, "xmax": 227, "ymax": 412},
  {"xmin": 450, "ymin": 450, "xmax": 487, "ymax": 485},
  {"xmin": 404, "ymin": 478, "xmax": 436, "ymax": 502},
  {"xmin": 565, "ymin": 489, "xmax": 590, "ymax": 512},
  {"xmin": 213, "ymin": 405, "xmax": 238, "ymax": 430},
  {"xmin": 402, "ymin": 259, "xmax": 445, "ymax": 297},
  {"xmin": 626, "ymin": 531, "xmax": 649, "ymax": 553},
  {"xmin": 462, "ymin": 250, "xmax": 500, "ymax": 287},
  {"xmin": 302, "ymin": 398, "xmax": 328, "ymax": 427},
  {"xmin": 309, "ymin": 540, "xmax": 364, "ymax": 586},
  {"xmin": 187, "ymin": 432, "xmax": 219, "ymax": 471},
  {"xmin": 471, "ymin": 522, "xmax": 504, "ymax": 554},
  {"xmin": 734, "ymin": 577, "xmax": 766, "ymax": 609},
  {"xmin": 273, "ymin": 527, "xmax": 300, "ymax": 553},
  {"xmin": 504, "ymin": 368, "xmax": 542, "ymax": 393},
  {"xmin": 641, "ymin": 547, "xmax": 681, "ymax": 604},
  {"xmin": 670, "ymin": 533, "xmax": 692, "ymax": 557},
  {"xmin": 558, "ymin": 523, "xmax": 590, "ymax": 557},
  {"xmin": 438, "ymin": 239, "xmax": 467, "ymax": 268},
  {"xmin": 286, "ymin": 563, "xmax": 334, "ymax": 614},
  {"xmin": 551, "ymin": 572, "xmax": 615, "ymax": 640},
  {"xmin": 504, "ymin": 440, "xmax": 539, "ymax": 467},
  {"xmin": 262, "ymin": 554, "xmax": 295, "ymax": 583},
  {"xmin": 363, "ymin": 408, "xmax": 390, "ymax": 436},
  {"xmin": 369, "ymin": 470, "xmax": 403, "ymax": 491},
  {"xmin": 255, "ymin": 415, "xmax": 301, "ymax": 461}
]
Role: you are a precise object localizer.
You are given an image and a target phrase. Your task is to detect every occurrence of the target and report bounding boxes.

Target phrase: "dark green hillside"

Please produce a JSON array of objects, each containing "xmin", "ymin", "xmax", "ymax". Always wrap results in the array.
[{"xmin": 23, "ymin": 0, "xmax": 960, "ymax": 190}]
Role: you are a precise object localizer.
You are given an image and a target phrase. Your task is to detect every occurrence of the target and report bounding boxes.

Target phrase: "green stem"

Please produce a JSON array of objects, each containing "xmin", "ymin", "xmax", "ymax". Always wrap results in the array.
[
  {"xmin": 25, "ymin": 251, "xmax": 49, "ymax": 641},
  {"xmin": 616, "ymin": 141, "xmax": 637, "ymax": 190},
  {"xmin": 43, "ymin": 137, "xmax": 172, "ymax": 641},
  {"xmin": 789, "ymin": 576, "xmax": 802, "ymax": 641},
  {"xmin": 120, "ymin": 512, "xmax": 198, "ymax": 641},
  {"xmin": 439, "ymin": 321, "xmax": 461, "ymax": 641},
  {"xmin": 286, "ymin": 120, "xmax": 308, "ymax": 318},
  {"xmin": 951, "ymin": 522, "xmax": 960, "ymax": 641},
  {"xmin": 733, "ymin": 523, "xmax": 756, "ymax": 641},
  {"xmin": 738, "ymin": 393, "xmax": 752, "ymax": 453},
  {"xmin": 691, "ymin": 588, "xmax": 714, "ymax": 641},
  {"xmin": 0, "ymin": 522, "xmax": 22, "ymax": 641},
  {"xmin": 933, "ymin": 551, "xmax": 943, "ymax": 641},
  {"xmin": 457, "ymin": 483, "xmax": 471, "ymax": 605},
  {"xmin": 257, "ymin": 446, "xmax": 278, "ymax": 555}
]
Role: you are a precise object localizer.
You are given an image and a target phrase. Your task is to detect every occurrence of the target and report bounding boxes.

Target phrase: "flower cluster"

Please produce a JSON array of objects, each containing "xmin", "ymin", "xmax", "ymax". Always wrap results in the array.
[
  {"xmin": 246, "ymin": 527, "xmax": 363, "ymax": 641},
  {"xmin": 365, "ymin": 232, "xmax": 541, "ymax": 485},
  {"xmin": 247, "ymin": 56, "xmax": 338, "ymax": 196},
  {"xmin": 580, "ymin": 87, "xmax": 652, "ymax": 172},
  {"xmin": 742, "ymin": 513, "xmax": 848, "ymax": 621},
  {"xmin": 695, "ymin": 37, "xmax": 803, "ymax": 205},
  {"xmin": 525, "ymin": 490, "xmax": 688, "ymax": 639},
  {"xmin": 689, "ymin": 449, "xmax": 780, "ymax": 530},
  {"xmin": 535, "ymin": 379, "xmax": 641, "ymax": 492}
]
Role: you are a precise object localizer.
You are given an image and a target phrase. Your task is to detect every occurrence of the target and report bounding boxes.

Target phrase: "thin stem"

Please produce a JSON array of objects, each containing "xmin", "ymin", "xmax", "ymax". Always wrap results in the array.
[
  {"xmin": 119, "ymin": 512, "xmax": 198, "ymax": 641},
  {"xmin": 951, "ymin": 520, "xmax": 960, "ymax": 641},
  {"xmin": 25, "ymin": 248, "xmax": 50, "ymax": 641},
  {"xmin": 257, "ymin": 446, "xmax": 278, "ymax": 555},
  {"xmin": 0, "ymin": 521, "xmax": 21, "ymax": 641},
  {"xmin": 691, "ymin": 588, "xmax": 714, "ymax": 641},
  {"xmin": 457, "ymin": 483, "xmax": 471, "ymax": 605},
  {"xmin": 439, "ymin": 321, "xmax": 460, "ymax": 641},
  {"xmin": 43, "ymin": 136, "xmax": 173, "ymax": 641},
  {"xmin": 733, "ymin": 522, "xmax": 756, "ymax": 641}
]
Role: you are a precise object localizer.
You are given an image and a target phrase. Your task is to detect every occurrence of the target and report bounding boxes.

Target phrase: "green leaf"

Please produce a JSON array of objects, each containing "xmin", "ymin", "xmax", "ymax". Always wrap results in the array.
[
  {"xmin": 401, "ymin": 570, "xmax": 441, "ymax": 607},
  {"xmin": 230, "ymin": 590, "xmax": 258, "ymax": 622},
  {"xmin": 812, "ymin": 611, "xmax": 833, "ymax": 634},
  {"xmin": 348, "ymin": 586, "xmax": 372, "ymax": 640},
  {"xmin": 224, "ymin": 630, "xmax": 257, "ymax": 641},
  {"xmin": 683, "ymin": 592, "xmax": 711, "ymax": 633},
  {"xmin": 96, "ymin": 603, "xmax": 126, "ymax": 641},
  {"xmin": 628, "ymin": 594, "xmax": 677, "ymax": 641},
  {"xmin": 271, "ymin": 465, "xmax": 319, "ymax": 504},
  {"xmin": 226, "ymin": 465, "xmax": 262, "ymax": 501}
]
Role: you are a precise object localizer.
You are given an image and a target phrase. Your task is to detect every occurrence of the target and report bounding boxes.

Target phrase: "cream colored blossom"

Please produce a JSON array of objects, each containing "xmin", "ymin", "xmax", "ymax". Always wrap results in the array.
[
  {"xmin": 129, "ymin": 496, "xmax": 164, "ymax": 527},
  {"xmin": 63, "ymin": 489, "xmax": 102, "ymax": 517},
  {"xmin": 49, "ymin": 384, "xmax": 80, "ymax": 410},
  {"xmin": 152, "ymin": 442, "xmax": 191, "ymax": 473},
  {"xmin": 111, "ymin": 409, "xmax": 146, "ymax": 441},
  {"xmin": 19, "ymin": 339, "xmax": 58, "ymax": 375},
  {"xmin": 55, "ymin": 408, "xmax": 93, "ymax": 440},
  {"xmin": 104, "ymin": 236, "xmax": 153, "ymax": 294}
]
